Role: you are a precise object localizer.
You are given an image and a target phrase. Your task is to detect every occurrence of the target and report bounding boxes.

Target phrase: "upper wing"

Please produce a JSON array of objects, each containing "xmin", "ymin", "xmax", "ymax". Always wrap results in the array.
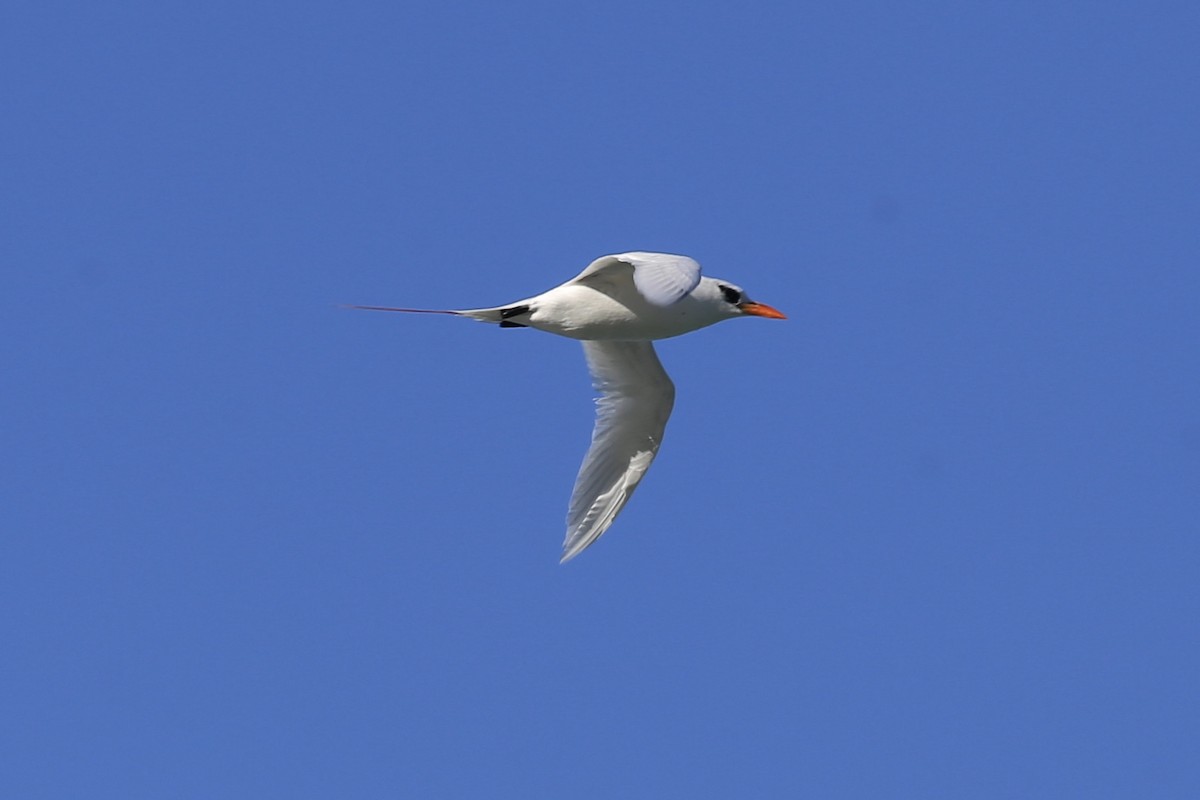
[
  {"xmin": 561, "ymin": 340, "xmax": 676, "ymax": 562},
  {"xmin": 569, "ymin": 252, "xmax": 703, "ymax": 307}
]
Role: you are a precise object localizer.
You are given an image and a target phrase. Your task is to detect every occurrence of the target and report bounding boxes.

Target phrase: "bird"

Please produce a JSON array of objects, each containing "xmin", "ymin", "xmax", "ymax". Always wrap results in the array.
[{"xmin": 350, "ymin": 252, "xmax": 785, "ymax": 562}]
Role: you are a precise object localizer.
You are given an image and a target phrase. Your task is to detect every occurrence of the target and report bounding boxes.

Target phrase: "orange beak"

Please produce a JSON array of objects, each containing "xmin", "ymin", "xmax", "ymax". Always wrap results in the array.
[{"xmin": 738, "ymin": 301, "xmax": 787, "ymax": 320}]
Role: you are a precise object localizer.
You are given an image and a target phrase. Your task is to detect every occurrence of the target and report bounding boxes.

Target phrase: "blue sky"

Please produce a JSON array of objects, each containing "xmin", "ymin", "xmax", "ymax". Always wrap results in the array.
[{"xmin": 3, "ymin": 1, "xmax": 1198, "ymax": 796}]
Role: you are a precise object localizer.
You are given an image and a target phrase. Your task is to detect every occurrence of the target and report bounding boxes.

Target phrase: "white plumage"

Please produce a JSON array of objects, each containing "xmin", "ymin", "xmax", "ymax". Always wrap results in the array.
[{"xmin": 349, "ymin": 252, "xmax": 785, "ymax": 562}]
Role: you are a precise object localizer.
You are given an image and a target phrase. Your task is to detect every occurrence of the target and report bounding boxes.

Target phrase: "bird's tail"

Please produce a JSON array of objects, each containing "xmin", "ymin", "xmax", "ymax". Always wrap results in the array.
[{"xmin": 343, "ymin": 303, "xmax": 531, "ymax": 327}]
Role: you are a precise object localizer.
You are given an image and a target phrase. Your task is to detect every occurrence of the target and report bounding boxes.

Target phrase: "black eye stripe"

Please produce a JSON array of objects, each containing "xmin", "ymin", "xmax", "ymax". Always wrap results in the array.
[{"xmin": 719, "ymin": 285, "xmax": 742, "ymax": 304}]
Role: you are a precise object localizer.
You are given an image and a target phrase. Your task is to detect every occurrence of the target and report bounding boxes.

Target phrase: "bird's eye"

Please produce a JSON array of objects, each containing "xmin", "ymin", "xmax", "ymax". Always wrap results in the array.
[{"xmin": 719, "ymin": 285, "xmax": 742, "ymax": 305}]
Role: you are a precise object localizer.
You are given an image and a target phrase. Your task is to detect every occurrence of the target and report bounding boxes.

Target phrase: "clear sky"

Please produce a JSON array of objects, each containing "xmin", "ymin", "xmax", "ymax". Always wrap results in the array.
[{"xmin": 3, "ymin": 2, "xmax": 1198, "ymax": 797}]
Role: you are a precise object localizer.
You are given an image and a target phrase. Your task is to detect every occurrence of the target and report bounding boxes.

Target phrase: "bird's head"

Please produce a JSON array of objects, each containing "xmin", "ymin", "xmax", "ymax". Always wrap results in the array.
[{"xmin": 697, "ymin": 277, "xmax": 787, "ymax": 321}]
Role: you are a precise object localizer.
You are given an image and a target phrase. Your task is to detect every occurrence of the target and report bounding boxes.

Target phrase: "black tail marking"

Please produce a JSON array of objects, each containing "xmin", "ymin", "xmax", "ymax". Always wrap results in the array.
[{"xmin": 499, "ymin": 304, "xmax": 531, "ymax": 320}]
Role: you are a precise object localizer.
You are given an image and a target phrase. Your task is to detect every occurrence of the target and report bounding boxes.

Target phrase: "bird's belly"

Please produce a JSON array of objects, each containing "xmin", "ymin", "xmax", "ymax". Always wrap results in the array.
[{"xmin": 528, "ymin": 285, "xmax": 708, "ymax": 341}]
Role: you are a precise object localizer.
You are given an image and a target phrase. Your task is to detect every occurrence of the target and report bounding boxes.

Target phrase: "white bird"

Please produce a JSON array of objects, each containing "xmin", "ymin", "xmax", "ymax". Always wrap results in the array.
[{"xmin": 351, "ymin": 252, "xmax": 785, "ymax": 562}]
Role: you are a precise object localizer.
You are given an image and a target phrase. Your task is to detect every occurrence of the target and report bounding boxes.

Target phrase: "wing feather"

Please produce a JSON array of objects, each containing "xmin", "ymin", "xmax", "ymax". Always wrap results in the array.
[
  {"xmin": 569, "ymin": 252, "xmax": 702, "ymax": 307},
  {"xmin": 561, "ymin": 341, "xmax": 675, "ymax": 562}
]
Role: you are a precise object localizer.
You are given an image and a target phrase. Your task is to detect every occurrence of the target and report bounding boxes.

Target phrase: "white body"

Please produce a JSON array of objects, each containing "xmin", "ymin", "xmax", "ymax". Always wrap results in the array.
[{"xmin": 520, "ymin": 282, "xmax": 729, "ymax": 340}]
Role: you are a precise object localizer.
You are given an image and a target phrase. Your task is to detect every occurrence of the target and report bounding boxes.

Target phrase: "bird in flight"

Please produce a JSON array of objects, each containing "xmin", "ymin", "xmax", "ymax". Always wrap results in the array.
[{"xmin": 350, "ymin": 252, "xmax": 785, "ymax": 562}]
